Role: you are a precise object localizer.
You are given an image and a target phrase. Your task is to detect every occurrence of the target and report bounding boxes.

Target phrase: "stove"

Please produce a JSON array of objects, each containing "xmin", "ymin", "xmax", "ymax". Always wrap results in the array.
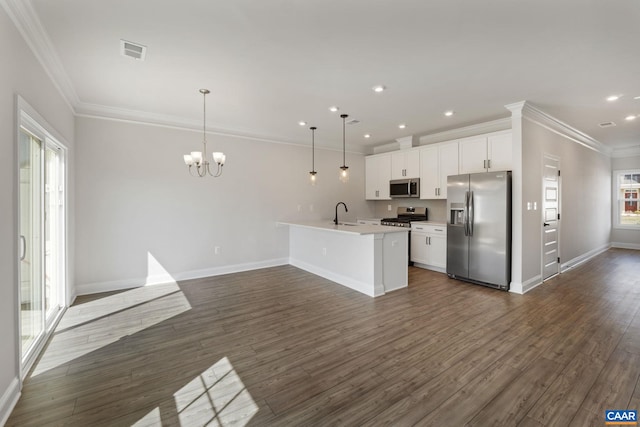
[
  {"xmin": 381, "ymin": 207, "xmax": 428, "ymax": 227},
  {"xmin": 381, "ymin": 207, "xmax": 428, "ymax": 266}
]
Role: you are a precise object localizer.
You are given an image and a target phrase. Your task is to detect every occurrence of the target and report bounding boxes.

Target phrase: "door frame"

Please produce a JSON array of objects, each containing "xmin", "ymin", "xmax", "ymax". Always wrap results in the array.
[
  {"xmin": 541, "ymin": 153, "xmax": 561, "ymax": 281},
  {"xmin": 15, "ymin": 95, "xmax": 69, "ymax": 379}
]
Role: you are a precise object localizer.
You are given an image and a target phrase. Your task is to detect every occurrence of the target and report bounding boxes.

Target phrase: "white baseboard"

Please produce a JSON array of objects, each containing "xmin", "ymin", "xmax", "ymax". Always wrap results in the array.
[
  {"xmin": 509, "ymin": 274, "xmax": 542, "ymax": 295},
  {"xmin": 412, "ymin": 262, "xmax": 446, "ymax": 274},
  {"xmin": 561, "ymin": 243, "xmax": 611, "ymax": 273},
  {"xmin": 75, "ymin": 258, "xmax": 289, "ymax": 296},
  {"xmin": 0, "ymin": 377, "xmax": 20, "ymax": 427},
  {"xmin": 289, "ymin": 258, "xmax": 380, "ymax": 297},
  {"xmin": 611, "ymin": 242, "xmax": 640, "ymax": 250}
]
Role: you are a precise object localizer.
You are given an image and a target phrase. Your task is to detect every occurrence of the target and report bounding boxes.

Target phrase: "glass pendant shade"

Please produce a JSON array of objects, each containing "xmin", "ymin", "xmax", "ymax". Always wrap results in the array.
[{"xmin": 339, "ymin": 166, "xmax": 349, "ymax": 183}]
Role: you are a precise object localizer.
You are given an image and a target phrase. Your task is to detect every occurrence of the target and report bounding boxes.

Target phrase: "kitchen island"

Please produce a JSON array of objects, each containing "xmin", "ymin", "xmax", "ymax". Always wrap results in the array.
[{"xmin": 278, "ymin": 221, "xmax": 408, "ymax": 297}]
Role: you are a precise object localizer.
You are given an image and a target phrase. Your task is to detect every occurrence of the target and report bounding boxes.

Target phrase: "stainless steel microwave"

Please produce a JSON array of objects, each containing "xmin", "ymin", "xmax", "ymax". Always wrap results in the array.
[{"xmin": 390, "ymin": 178, "xmax": 420, "ymax": 198}]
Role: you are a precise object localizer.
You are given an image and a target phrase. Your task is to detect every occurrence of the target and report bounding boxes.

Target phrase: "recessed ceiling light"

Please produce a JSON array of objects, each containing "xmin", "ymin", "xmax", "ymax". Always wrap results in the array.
[
  {"xmin": 625, "ymin": 115, "xmax": 637, "ymax": 121},
  {"xmin": 635, "ymin": 96, "xmax": 640, "ymax": 100},
  {"xmin": 298, "ymin": 121, "xmax": 307, "ymax": 126},
  {"xmin": 373, "ymin": 85, "xmax": 386, "ymax": 93},
  {"xmin": 364, "ymin": 134, "xmax": 371, "ymax": 138},
  {"xmin": 607, "ymin": 95, "xmax": 621, "ymax": 102},
  {"xmin": 329, "ymin": 106, "xmax": 339, "ymax": 112},
  {"xmin": 398, "ymin": 124, "xmax": 406, "ymax": 129},
  {"xmin": 444, "ymin": 110, "xmax": 455, "ymax": 117}
]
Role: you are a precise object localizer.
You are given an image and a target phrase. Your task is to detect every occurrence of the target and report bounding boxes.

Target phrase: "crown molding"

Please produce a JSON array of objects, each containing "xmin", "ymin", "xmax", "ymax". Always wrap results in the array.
[
  {"xmin": 76, "ymin": 104, "xmax": 367, "ymax": 154},
  {"xmin": 417, "ymin": 117, "xmax": 511, "ymax": 145},
  {"xmin": 611, "ymin": 144, "xmax": 640, "ymax": 158},
  {"xmin": 506, "ymin": 100, "xmax": 612, "ymax": 156},
  {"xmin": 1, "ymin": 0, "xmax": 79, "ymax": 113}
]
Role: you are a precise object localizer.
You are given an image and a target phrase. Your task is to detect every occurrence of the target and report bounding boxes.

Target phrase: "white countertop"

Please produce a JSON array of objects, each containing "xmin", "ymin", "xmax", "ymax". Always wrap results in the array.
[
  {"xmin": 278, "ymin": 220, "xmax": 408, "ymax": 235},
  {"xmin": 411, "ymin": 220, "xmax": 447, "ymax": 226}
]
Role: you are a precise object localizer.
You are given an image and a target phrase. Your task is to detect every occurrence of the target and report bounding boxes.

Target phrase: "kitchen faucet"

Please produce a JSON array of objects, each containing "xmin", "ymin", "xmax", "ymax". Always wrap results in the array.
[{"xmin": 334, "ymin": 202, "xmax": 348, "ymax": 225}]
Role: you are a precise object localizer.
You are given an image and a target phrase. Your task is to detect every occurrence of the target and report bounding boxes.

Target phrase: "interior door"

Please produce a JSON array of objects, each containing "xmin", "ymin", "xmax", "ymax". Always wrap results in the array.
[{"xmin": 542, "ymin": 155, "xmax": 560, "ymax": 280}]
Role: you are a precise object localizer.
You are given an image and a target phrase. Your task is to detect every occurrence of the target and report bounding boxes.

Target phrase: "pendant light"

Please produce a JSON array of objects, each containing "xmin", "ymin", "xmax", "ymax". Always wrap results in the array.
[
  {"xmin": 182, "ymin": 89, "xmax": 226, "ymax": 177},
  {"xmin": 309, "ymin": 126, "xmax": 318, "ymax": 185},
  {"xmin": 339, "ymin": 114, "xmax": 349, "ymax": 183}
]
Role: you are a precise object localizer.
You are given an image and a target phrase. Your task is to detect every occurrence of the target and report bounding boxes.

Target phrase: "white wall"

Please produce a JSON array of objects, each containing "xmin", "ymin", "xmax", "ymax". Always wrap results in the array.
[
  {"xmin": 0, "ymin": 4, "xmax": 75, "ymax": 423},
  {"xmin": 517, "ymin": 118, "xmax": 611, "ymax": 289},
  {"xmin": 74, "ymin": 117, "xmax": 374, "ymax": 293},
  {"xmin": 611, "ymin": 154, "xmax": 640, "ymax": 248}
]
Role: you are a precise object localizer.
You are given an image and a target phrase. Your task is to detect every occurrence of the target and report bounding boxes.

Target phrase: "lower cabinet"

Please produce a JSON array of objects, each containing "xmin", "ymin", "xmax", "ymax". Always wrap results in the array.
[{"xmin": 411, "ymin": 223, "xmax": 446, "ymax": 272}]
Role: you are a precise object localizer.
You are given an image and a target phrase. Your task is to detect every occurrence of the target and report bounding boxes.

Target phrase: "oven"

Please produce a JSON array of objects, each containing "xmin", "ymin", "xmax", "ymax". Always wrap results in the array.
[{"xmin": 381, "ymin": 207, "xmax": 428, "ymax": 266}]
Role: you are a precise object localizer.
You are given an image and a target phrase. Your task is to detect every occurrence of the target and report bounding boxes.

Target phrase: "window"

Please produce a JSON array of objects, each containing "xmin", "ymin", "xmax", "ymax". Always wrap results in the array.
[{"xmin": 614, "ymin": 170, "xmax": 640, "ymax": 228}]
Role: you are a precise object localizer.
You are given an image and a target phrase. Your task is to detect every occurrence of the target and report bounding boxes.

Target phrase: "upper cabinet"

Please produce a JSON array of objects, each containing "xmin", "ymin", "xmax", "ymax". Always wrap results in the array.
[
  {"xmin": 420, "ymin": 141, "xmax": 459, "ymax": 199},
  {"xmin": 365, "ymin": 153, "xmax": 391, "ymax": 200},
  {"xmin": 391, "ymin": 150, "xmax": 420, "ymax": 179},
  {"xmin": 459, "ymin": 131, "xmax": 512, "ymax": 174}
]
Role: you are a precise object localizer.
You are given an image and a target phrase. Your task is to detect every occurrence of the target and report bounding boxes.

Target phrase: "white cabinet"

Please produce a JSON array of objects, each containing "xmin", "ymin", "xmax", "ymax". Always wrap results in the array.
[
  {"xmin": 365, "ymin": 154, "xmax": 391, "ymax": 200},
  {"xmin": 410, "ymin": 223, "xmax": 447, "ymax": 272},
  {"xmin": 391, "ymin": 150, "xmax": 420, "ymax": 179},
  {"xmin": 487, "ymin": 132, "xmax": 512, "ymax": 172},
  {"xmin": 459, "ymin": 131, "xmax": 512, "ymax": 174},
  {"xmin": 419, "ymin": 141, "xmax": 459, "ymax": 199}
]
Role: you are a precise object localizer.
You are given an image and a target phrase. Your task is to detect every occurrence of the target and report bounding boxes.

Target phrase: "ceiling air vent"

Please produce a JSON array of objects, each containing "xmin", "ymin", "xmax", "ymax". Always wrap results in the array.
[
  {"xmin": 346, "ymin": 119, "xmax": 360, "ymax": 125},
  {"xmin": 598, "ymin": 121, "xmax": 616, "ymax": 128},
  {"xmin": 120, "ymin": 39, "xmax": 147, "ymax": 61}
]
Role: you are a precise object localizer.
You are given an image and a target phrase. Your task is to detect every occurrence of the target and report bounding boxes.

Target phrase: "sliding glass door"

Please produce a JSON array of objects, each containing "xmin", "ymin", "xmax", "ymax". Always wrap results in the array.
[
  {"xmin": 19, "ymin": 129, "xmax": 44, "ymax": 359},
  {"xmin": 18, "ymin": 124, "xmax": 66, "ymax": 371}
]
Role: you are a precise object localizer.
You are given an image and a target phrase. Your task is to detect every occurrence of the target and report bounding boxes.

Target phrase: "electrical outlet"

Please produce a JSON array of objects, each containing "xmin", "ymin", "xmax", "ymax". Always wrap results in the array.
[
  {"xmin": 322, "ymin": 247, "xmax": 327, "ymax": 256},
  {"xmin": 388, "ymin": 204, "xmax": 392, "ymax": 211},
  {"xmin": 309, "ymin": 204, "xmax": 314, "ymax": 212},
  {"xmin": 214, "ymin": 246, "xmax": 220, "ymax": 255},
  {"xmin": 297, "ymin": 204, "xmax": 302, "ymax": 212}
]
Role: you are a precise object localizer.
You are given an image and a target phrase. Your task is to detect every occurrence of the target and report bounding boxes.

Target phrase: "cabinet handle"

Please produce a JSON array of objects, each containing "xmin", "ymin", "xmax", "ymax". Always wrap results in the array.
[
  {"xmin": 434, "ymin": 228, "xmax": 443, "ymax": 232},
  {"xmin": 416, "ymin": 227, "xmax": 423, "ymax": 230},
  {"xmin": 488, "ymin": 159, "xmax": 491, "ymax": 169},
  {"xmin": 425, "ymin": 236, "xmax": 428, "ymax": 245}
]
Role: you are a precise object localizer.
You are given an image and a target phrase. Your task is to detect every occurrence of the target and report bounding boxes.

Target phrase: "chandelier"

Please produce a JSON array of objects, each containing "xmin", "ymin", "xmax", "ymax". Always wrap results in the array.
[{"xmin": 183, "ymin": 89, "xmax": 225, "ymax": 177}]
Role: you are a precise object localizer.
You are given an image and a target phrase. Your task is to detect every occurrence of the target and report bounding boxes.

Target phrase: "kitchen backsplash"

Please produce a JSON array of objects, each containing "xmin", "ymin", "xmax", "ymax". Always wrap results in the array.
[{"xmin": 372, "ymin": 199, "xmax": 447, "ymax": 222}]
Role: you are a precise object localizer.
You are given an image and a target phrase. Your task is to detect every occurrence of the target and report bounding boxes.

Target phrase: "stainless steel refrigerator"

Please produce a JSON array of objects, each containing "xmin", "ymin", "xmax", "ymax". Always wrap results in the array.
[{"xmin": 446, "ymin": 171, "xmax": 511, "ymax": 290}]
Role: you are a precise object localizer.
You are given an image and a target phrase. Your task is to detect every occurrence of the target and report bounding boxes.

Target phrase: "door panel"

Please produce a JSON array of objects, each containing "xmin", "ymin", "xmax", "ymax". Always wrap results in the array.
[
  {"xmin": 19, "ymin": 130, "xmax": 44, "ymax": 359},
  {"xmin": 446, "ymin": 174, "xmax": 469, "ymax": 277},
  {"xmin": 543, "ymin": 155, "xmax": 560, "ymax": 280}
]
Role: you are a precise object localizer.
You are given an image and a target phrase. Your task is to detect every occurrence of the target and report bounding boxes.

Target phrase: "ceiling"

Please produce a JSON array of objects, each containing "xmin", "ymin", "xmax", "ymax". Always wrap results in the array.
[{"xmin": 8, "ymin": 0, "xmax": 640, "ymax": 152}]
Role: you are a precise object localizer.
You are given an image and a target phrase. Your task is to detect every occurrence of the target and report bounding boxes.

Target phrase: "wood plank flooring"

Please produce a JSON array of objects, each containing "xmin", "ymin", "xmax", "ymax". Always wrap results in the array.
[{"xmin": 7, "ymin": 248, "xmax": 640, "ymax": 426}]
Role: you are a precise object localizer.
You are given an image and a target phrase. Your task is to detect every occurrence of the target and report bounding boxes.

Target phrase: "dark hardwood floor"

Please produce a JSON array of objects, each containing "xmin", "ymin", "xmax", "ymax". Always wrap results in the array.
[{"xmin": 7, "ymin": 248, "xmax": 640, "ymax": 426}]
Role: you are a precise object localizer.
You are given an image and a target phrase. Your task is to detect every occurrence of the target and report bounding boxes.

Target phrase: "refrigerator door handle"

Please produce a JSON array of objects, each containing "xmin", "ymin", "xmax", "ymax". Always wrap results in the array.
[
  {"xmin": 468, "ymin": 191, "xmax": 474, "ymax": 236},
  {"xmin": 463, "ymin": 191, "xmax": 470, "ymax": 236}
]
